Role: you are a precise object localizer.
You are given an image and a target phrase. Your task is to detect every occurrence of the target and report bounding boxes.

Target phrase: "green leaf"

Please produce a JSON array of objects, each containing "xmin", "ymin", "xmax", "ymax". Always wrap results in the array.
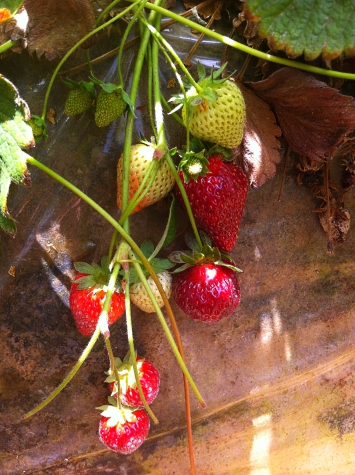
[
  {"xmin": 197, "ymin": 62, "xmax": 206, "ymax": 81},
  {"xmin": 140, "ymin": 239, "xmax": 155, "ymax": 258},
  {"xmin": 245, "ymin": 0, "xmax": 355, "ymax": 60},
  {"xmin": 0, "ymin": 75, "xmax": 34, "ymax": 234}
]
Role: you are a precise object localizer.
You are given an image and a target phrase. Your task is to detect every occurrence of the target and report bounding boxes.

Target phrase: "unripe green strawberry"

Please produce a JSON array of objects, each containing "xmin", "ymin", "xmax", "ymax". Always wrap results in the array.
[
  {"xmin": 130, "ymin": 271, "xmax": 172, "ymax": 313},
  {"xmin": 95, "ymin": 89, "xmax": 126, "ymax": 127},
  {"xmin": 65, "ymin": 87, "xmax": 93, "ymax": 116},
  {"xmin": 182, "ymin": 79, "xmax": 245, "ymax": 149},
  {"xmin": 117, "ymin": 144, "xmax": 175, "ymax": 213},
  {"xmin": 27, "ymin": 118, "xmax": 43, "ymax": 137}
]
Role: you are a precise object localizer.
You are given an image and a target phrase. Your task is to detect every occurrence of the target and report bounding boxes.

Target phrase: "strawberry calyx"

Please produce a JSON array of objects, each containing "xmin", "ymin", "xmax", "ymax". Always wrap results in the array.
[
  {"xmin": 169, "ymin": 232, "xmax": 242, "ymax": 274},
  {"xmin": 90, "ymin": 74, "xmax": 134, "ymax": 115},
  {"xmin": 177, "ymin": 150, "xmax": 209, "ymax": 183},
  {"xmin": 105, "ymin": 353, "xmax": 144, "ymax": 397},
  {"xmin": 97, "ymin": 403, "xmax": 138, "ymax": 427},
  {"xmin": 170, "ymin": 62, "xmax": 232, "ymax": 112},
  {"xmin": 62, "ymin": 77, "xmax": 96, "ymax": 97},
  {"xmin": 73, "ymin": 256, "xmax": 118, "ymax": 291},
  {"xmin": 124, "ymin": 239, "xmax": 174, "ymax": 285}
]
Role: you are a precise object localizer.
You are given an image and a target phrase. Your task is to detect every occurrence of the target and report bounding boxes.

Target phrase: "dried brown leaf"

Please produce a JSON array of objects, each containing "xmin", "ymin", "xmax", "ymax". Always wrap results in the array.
[
  {"xmin": 239, "ymin": 82, "xmax": 282, "ymax": 188},
  {"xmin": 318, "ymin": 202, "xmax": 350, "ymax": 245},
  {"xmin": 183, "ymin": 0, "xmax": 222, "ymax": 19},
  {"xmin": 24, "ymin": 0, "xmax": 96, "ymax": 60},
  {"xmin": 249, "ymin": 67, "xmax": 355, "ymax": 161}
]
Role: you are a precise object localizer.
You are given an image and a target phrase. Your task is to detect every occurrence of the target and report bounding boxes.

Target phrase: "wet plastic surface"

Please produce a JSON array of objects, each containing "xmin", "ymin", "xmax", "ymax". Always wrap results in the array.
[{"xmin": 2, "ymin": 5, "xmax": 355, "ymax": 475}]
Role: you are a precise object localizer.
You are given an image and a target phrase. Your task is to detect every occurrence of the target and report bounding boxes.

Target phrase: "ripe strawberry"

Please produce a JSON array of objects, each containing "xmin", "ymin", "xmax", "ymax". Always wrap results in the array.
[
  {"xmin": 69, "ymin": 261, "xmax": 125, "ymax": 336},
  {"xmin": 181, "ymin": 64, "xmax": 246, "ymax": 149},
  {"xmin": 117, "ymin": 143, "xmax": 175, "ymax": 213},
  {"xmin": 175, "ymin": 154, "xmax": 248, "ymax": 252},
  {"xmin": 130, "ymin": 271, "xmax": 172, "ymax": 313},
  {"xmin": 173, "ymin": 261, "xmax": 240, "ymax": 323},
  {"xmin": 98, "ymin": 405, "xmax": 150, "ymax": 454},
  {"xmin": 95, "ymin": 89, "xmax": 126, "ymax": 127},
  {"xmin": 108, "ymin": 354, "xmax": 160, "ymax": 407}
]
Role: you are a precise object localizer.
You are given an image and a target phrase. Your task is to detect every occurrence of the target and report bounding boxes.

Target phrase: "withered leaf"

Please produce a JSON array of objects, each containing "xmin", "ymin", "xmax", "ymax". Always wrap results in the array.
[
  {"xmin": 249, "ymin": 67, "xmax": 355, "ymax": 161},
  {"xmin": 239, "ymin": 81, "xmax": 282, "ymax": 188},
  {"xmin": 183, "ymin": 0, "xmax": 236, "ymax": 20},
  {"xmin": 24, "ymin": 0, "xmax": 96, "ymax": 60},
  {"xmin": 318, "ymin": 202, "xmax": 350, "ymax": 245}
]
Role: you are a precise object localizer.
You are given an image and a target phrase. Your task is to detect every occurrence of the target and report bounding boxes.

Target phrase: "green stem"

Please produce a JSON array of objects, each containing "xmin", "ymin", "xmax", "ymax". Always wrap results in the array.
[
  {"xmin": 137, "ymin": 1, "xmax": 355, "ymax": 81},
  {"xmin": 105, "ymin": 337, "xmax": 122, "ymax": 409},
  {"xmin": 117, "ymin": 1, "xmax": 149, "ymax": 88},
  {"xmin": 119, "ymin": 158, "xmax": 160, "ymax": 223},
  {"xmin": 0, "ymin": 39, "xmax": 19, "ymax": 54},
  {"xmin": 147, "ymin": 44, "xmax": 158, "ymax": 139},
  {"xmin": 24, "ymin": 325, "xmax": 101, "ymax": 418},
  {"xmin": 40, "ymin": 0, "xmax": 141, "ymax": 121},
  {"xmin": 98, "ymin": 261, "xmax": 122, "ymax": 336},
  {"xmin": 164, "ymin": 154, "xmax": 203, "ymax": 250},
  {"xmin": 130, "ymin": 252, "xmax": 205, "ymax": 406},
  {"xmin": 26, "ymin": 156, "xmax": 204, "ymax": 405},
  {"xmin": 120, "ymin": 0, "xmax": 166, "ymax": 218},
  {"xmin": 145, "ymin": 20, "xmax": 201, "ymax": 92},
  {"xmin": 123, "ymin": 269, "xmax": 159, "ymax": 424},
  {"xmin": 151, "ymin": 13, "xmax": 168, "ymax": 152},
  {"xmin": 96, "ymin": 0, "xmax": 126, "ymax": 25}
]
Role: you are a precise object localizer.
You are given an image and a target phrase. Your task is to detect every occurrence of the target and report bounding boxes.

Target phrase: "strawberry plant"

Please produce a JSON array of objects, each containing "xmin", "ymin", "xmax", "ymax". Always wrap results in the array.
[{"xmin": 2, "ymin": 1, "xmax": 355, "ymax": 474}]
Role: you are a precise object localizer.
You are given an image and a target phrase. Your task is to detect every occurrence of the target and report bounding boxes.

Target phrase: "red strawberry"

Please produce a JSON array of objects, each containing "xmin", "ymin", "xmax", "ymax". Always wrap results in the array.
[
  {"xmin": 109, "ymin": 355, "xmax": 160, "ymax": 407},
  {"xmin": 69, "ymin": 261, "xmax": 125, "ymax": 336},
  {"xmin": 175, "ymin": 154, "xmax": 248, "ymax": 252},
  {"xmin": 98, "ymin": 405, "xmax": 150, "ymax": 454},
  {"xmin": 173, "ymin": 262, "xmax": 240, "ymax": 322}
]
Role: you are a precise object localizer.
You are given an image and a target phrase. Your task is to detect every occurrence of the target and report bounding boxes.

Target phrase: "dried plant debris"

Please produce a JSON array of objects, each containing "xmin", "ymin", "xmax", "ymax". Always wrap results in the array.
[
  {"xmin": 0, "ymin": 0, "xmax": 96, "ymax": 60},
  {"xmin": 249, "ymin": 68, "xmax": 355, "ymax": 161},
  {"xmin": 316, "ymin": 198, "xmax": 350, "ymax": 247},
  {"xmin": 239, "ymin": 81, "xmax": 282, "ymax": 188},
  {"xmin": 296, "ymin": 157, "xmax": 324, "ymax": 191},
  {"xmin": 320, "ymin": 398, "xmax": 355, "ymax": 437}
]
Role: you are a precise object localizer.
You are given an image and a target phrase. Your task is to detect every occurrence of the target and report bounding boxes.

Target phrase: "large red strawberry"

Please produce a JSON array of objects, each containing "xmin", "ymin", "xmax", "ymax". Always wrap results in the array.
[
  {"xmin": 108, "ymin": 354, "xmax": 160, "ymax": 407},
  {"xmin": 69, "ymin": 261, "xmax": 125, "ymax": 336},
  {"xmin": 170, "ymin": 241, "xmax": 241, "ymax": 322},
  {"xmin": 98, "ymin": 405, "xmax": 150, "ymax": 454},
  {"xmin": 175, "ymin": 154, "xmax": 248, "ymax": 252}
]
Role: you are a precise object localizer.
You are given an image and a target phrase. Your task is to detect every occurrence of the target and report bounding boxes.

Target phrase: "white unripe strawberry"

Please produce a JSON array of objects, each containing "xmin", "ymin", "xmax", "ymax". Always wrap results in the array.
[
  {"xmin": 182, "ymin": 77, "xmax": 246, "ymax": 149},
  {"xmin": 117, "ymin": 144, "xmax": 175, "ymax": 214},
  {"xmin": 130, "ymin": 271, "xmax": 172, "ymax": 313}
]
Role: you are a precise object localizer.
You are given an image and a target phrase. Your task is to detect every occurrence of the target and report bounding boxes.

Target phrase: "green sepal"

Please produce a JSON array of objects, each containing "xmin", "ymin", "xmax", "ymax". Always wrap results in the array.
[
  {"xmin": 178, "ymin": 150, "xmax": 209, "ymax": 183},
  {"xmin": 73, "ymin": 256, "xmax": 110, "ymax": 289},
  {"xmin": 62, "ymin": 77, "xmax": 96, "ymax": 96},
  {"xmin": 90, "ymin": 75, "xmax": 134, "ymax": 116}
]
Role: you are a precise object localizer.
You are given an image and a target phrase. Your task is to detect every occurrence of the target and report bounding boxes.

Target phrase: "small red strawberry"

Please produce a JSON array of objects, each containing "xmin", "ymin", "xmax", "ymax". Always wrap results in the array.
[
  {"xmin": 98, "ymin": 404, "xmax": 150, "ymax": 454},
  {"xmin": 69, "ymin": 260, "xmax": 125, "ymax": 336},
  {"xmin": 117, "ymin": 143, "xmax": 175, "ymax": 214},
  {"xmin": 107, "ymin": 354, "xmax": 160, "ymax": 407},
  {"xmin": 175, "ymin": 153, "xmax": 248, "ymax": 252},
  {"xmin": 170, "ymin": 238, "xmax": 241, "ymax": 322}
]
